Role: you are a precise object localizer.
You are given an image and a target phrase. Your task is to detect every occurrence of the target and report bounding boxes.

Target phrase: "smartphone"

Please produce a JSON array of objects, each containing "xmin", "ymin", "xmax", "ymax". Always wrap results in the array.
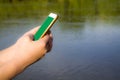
[{"xmin": 34, "ymin": 13, "xmax": 58, "ymax": 41}]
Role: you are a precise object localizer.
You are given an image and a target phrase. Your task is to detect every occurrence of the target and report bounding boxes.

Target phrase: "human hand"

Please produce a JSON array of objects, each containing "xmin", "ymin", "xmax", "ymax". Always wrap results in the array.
[
  {"xmin": 0, "ymin": 26, "xmax": 53, "ymax": 80},
  {"xmin": 14, "ymin": 26, "xmax": 53, "ymax": 66}
]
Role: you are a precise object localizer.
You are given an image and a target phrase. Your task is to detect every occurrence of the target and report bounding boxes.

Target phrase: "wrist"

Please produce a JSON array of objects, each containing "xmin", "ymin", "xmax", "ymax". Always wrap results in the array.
[{"xmin": 0, "ymin": 45, "xmax": 26, "ymax": 79}]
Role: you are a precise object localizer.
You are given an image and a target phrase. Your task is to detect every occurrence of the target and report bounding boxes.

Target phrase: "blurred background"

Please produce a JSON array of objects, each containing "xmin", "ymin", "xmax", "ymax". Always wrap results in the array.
[{"xmin": 0, "ymin": 0, "xmax": 120, "ymax": 80}]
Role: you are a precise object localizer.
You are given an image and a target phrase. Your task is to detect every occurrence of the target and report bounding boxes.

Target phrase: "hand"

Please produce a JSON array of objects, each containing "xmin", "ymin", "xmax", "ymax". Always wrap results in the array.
[
  {"xmin": 0, "ymin": 26, "xmax": 53, "ymax": 80},
  {"xmin": 15, "ymin": 26, "xmax": 53, "ymax": 65}
]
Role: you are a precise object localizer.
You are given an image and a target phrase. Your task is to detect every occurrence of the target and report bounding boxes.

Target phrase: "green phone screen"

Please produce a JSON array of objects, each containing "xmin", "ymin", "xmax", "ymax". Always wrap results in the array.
[{"xmin": 34, "ymin": 16, "xmax": 54, "ymax": 41}]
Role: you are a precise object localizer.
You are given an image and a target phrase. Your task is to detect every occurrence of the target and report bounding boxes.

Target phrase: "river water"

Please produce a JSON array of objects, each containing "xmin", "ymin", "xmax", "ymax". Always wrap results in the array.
[
  {"xmin": 0, "ymin": 1, "xmax": 120, "ymax": 80},
  {"xmin": 0, "ymin": 17, "xmax": 120, "ymax": 80}
]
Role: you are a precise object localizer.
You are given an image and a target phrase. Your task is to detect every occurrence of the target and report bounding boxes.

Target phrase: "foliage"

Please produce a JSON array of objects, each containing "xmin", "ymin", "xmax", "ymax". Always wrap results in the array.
[{"xmin": 0, "ymin": 0, "xmax": 119, "ymax": 22}]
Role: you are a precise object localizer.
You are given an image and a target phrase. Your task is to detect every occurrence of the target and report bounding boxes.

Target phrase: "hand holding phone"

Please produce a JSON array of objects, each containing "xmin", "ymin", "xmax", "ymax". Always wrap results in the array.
[{"xmin": 34, "ymin": 13, "xmax": 58, "ymax": 41}]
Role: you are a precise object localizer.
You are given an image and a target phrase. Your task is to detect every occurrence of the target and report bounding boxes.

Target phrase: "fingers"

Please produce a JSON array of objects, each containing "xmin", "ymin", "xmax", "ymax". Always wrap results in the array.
[
  {"xmin": 40, "ymin": 34, "xmax": 51, "ymax": 44},
  {"xmin": 46, "ymin": 34, "xmax": 53, "ymax": 52},
  {"xmin": 24, "ymin": 26, "xmax": 53, "ymax": 53},
  {"xmin": 47, "ymin": 32, "xmax": 53, "ymax": 52},
  {"xmin": 36, "ymin": 31, "xmax": 53, "ymax": 53}
]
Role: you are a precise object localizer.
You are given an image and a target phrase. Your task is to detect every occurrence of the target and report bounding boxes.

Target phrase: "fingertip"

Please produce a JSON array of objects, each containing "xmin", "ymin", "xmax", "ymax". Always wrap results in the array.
[
  {"xmin": 42, "ymin": 34, "xmax": 50, "ymax": 40},
  {"xmin": 50, "ymin": 33, "xmax": 53, "ymax": 38}
]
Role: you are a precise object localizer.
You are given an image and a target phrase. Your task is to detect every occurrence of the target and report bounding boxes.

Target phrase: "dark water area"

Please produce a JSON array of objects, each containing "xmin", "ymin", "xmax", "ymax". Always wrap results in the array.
[{"xmin": 0, "ymin": 0, "xmax": 120, "ymax": 80}]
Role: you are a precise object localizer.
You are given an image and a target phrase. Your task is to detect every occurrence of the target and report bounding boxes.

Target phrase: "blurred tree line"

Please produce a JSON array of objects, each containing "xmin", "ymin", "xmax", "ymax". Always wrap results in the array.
[
  {"xmin": 0, "ymin": 0, "xmax": 119, "ymax": 21},
  {"xmin": 0, "ymin": 0, "xmax": 54, "ymax": 3}
]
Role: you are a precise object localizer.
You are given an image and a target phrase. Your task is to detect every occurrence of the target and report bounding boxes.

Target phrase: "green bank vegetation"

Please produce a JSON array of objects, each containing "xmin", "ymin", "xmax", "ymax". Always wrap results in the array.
[{"xmin": 0, "ymin": 0, "xmax": 119, "ymax": 21}]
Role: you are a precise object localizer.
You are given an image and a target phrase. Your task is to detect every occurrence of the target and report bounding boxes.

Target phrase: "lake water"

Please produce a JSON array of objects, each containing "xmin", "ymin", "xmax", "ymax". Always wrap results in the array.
[{"xmin": 0, "ymin": 1, "xmax": 120, "ymax": 80}]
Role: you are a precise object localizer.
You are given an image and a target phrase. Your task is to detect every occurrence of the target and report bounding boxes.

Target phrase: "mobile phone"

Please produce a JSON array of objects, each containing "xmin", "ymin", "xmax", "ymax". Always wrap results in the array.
[{"xmin": 34, "ymin": 13, "xmax": 58, "ymax": 41}]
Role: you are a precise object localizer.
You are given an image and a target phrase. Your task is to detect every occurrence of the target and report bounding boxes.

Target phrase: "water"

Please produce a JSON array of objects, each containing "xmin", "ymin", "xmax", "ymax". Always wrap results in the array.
[
  {"xmin": 0, "ymin": 0, "xmax": 120, "ymax": 80},
  {"xmin": 0, "ymin": 17, "xmax": 120, "ymax": 80}
]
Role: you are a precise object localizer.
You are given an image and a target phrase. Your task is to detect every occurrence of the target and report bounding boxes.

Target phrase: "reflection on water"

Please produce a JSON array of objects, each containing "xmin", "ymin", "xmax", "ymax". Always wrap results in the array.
[{"xmin": 0, "ymin": 0, "xmax": 120, "ymax": 80}]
